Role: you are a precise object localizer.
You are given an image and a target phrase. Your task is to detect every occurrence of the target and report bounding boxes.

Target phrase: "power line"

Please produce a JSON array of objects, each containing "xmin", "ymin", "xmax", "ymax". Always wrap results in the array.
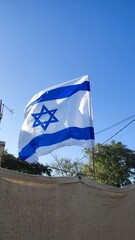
[
  {"xmin": 3, "ymin": 104, "xmax": 14, "ymax": 114},
  {"xmin": 0, "ymin": 100, "xmax": 14, "ymax": 122},
  {"xmin": 102, "ymin": 118, "xmax": 135, "ymax": 145},
  {"xmin": 95, "ymin": 113, "xmax": 135, "ymax": 135}
]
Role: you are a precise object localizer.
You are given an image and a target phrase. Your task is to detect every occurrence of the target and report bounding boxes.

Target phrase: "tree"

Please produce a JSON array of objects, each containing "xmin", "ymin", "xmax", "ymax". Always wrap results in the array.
[
  {"xmin": 83, "ymin": 141, "xmax": 135, "ymax": 187},
  {"xmin": 2, "ymin": 150, "xmax": 52, "ymax": 176},
  {"xmin": 51, "ymin": 155, "xmax": 83, "ymax": 176}
]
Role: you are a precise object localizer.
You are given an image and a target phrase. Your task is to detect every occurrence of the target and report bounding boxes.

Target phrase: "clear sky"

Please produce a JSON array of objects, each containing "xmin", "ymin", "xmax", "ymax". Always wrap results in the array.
[{"xmin": 0, "ymin": 0, "xmax": 135, "ymax": 165}]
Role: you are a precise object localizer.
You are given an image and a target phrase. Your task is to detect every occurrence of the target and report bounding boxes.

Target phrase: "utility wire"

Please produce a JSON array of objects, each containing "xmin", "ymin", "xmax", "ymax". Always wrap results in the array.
[
  {"xmin": 95, "ymin": 113, "xmax": 135, "ymax": 135},
  {"xmin": 96, "ymin": 114, "xmax": 135, "ymax": 135},
  {"xmin": 102, "ymin": 118, "xmax": 135, "ymax": 145},
  {"xmin": 3, "ymin": 104, "xmax": 14, "ymax": 114}
]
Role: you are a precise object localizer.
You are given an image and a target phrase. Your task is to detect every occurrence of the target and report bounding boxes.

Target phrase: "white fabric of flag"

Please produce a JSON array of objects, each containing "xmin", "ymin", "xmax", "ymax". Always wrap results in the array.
[{"xmin": 18, "ymin": 75, "xmax": 95, "ymax": 163}]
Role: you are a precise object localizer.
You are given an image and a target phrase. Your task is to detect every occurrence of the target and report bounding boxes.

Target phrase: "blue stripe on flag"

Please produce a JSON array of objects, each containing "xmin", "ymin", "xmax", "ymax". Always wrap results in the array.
[
  {"xmin": 19, "ymin": 126, "xmax": 94, "ymax": 160},
  {"xmin": 25, "ymin": 81, "xmax": 90, "ymax": 116},
  {"xmin": 25, "ymin": 81, "xmax": 90, "ymax": 117},
  {"xmin": 37, "ymin": 81, "xmax": 90, "ymax": 102}
]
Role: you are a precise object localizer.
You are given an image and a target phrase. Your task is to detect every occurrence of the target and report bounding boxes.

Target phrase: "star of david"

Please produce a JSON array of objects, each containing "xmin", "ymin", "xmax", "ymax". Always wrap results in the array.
[{"xmin": 32, "ymin": 105, "xmax": 59, "ymax": 131}]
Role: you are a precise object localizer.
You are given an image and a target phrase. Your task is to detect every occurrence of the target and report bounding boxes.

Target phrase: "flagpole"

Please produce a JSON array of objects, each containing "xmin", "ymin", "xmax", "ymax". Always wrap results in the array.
[
  {"xmin": 88, "ymin": 76, "xmax": 95, "ymax": 181},
  {"xmin": 92, "ymin": 147, "xmax": 95, "ymax": 180}
]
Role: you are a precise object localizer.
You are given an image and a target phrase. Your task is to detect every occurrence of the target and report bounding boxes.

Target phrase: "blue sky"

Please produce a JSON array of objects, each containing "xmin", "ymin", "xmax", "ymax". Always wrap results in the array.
[{"xmin": 0, "ymin": 0, "xmax": 135, "ymax": 165}]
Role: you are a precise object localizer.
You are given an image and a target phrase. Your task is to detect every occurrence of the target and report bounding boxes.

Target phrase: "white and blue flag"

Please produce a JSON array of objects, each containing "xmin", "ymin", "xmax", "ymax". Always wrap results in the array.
[{"xmin": 18, "ymin": 75, "xmax": 95, "ymax": 163}]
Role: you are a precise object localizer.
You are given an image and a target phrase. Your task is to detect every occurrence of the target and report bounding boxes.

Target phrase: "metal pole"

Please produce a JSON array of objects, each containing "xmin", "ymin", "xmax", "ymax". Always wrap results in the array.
[
  {"xmin": 87, "ymin": 76, "xmax": 95, "ymax": 180},
  {"xmin": 0, "ymin": 141, "xmax": 5, "ymax": 167},
  {"xmin": 92, "ymin": 147, "xmax": 95, "ymax": 180},
  {"xmin": 0, "ymin": 100, "xmax": 3, "ymax": 122}
]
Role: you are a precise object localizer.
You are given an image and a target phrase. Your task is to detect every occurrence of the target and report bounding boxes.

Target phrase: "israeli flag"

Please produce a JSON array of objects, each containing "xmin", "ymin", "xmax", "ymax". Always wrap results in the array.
[{"xmin": 18, "ymin": 75, "xmax": 95, "ymax": 163}]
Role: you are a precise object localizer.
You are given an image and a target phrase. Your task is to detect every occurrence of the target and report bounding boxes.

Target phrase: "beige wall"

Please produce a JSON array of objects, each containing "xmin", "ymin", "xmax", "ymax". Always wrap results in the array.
[{"xmin": 0, "ymin": 168, "xmax": 135, "ymax": 240}]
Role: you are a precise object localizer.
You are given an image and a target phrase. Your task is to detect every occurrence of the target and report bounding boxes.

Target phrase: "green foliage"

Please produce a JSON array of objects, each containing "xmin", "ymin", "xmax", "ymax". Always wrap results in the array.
[
  {"xmin": 83, "ymin": 141, "xmax": 135, "ymax": 187},
  {"xmin": 2, "ymin": 141, "xmax": 135, "ymax": 187},
  {"xmin": 51, "ymin": 155, "xmax": 83, "ymax": 176},
  {"xmin": 2, "ymin": 150, "xmax": 52, "ymax": 176}
]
